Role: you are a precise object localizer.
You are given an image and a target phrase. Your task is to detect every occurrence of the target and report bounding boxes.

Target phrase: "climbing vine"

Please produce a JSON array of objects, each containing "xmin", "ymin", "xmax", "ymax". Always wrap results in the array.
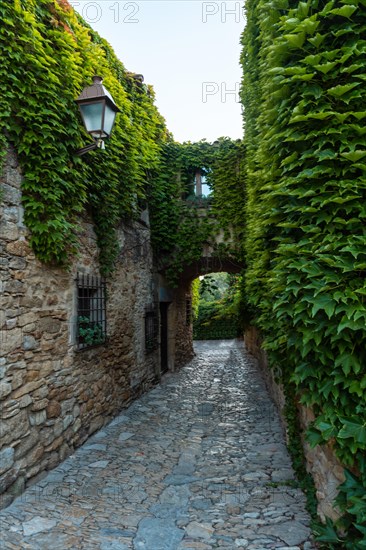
[
  {"xmin": 0, "ymin": 2, "xmax": 244, "ymax": 283},
  {"xmin": 193, "ymin": 274, "xmax": 242, "ymax": 340},
  {"xmin": 241, "ymin": 0, "xmax": 366, "ymax": 546},
  {"xmin": 148, "ymin": 141, "xmax": 215, "ymax": 284},
  {"xmin": 207, "ymin": 138, "xmax": 247, "ymax": 262},
  {"xmin": 0, "ymin": 0, "xmax": 167, "ymax": 273},
  {"xmin": 148, "ymin": 139, "xmax": 245, "ymax": 285}
]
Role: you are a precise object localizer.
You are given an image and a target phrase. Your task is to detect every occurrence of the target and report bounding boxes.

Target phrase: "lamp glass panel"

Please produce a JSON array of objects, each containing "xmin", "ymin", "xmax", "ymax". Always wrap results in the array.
[
  {"xmin": 79, "ymin": 102, "xmax": 104, "ymax": 134},
  {"xmin": 103, "ymin": 104, "xmax": 117, "ymax": 136}
]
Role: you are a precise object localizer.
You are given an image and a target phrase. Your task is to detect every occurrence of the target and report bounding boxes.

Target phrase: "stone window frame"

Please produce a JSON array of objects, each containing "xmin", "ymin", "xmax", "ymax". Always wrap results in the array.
[
  {"xmin": 144, "ymin": 304, "xmax": 159, "ymax": 354},
  {"xmin": 76, "ymin": 273, "xmax": 107, "ymax": 350}
]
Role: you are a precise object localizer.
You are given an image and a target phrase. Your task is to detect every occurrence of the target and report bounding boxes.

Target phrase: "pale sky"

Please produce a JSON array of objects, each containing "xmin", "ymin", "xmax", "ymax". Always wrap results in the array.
[{"xmin": 70, "ymin": 1, "xmax": 245, "ymax": 143}]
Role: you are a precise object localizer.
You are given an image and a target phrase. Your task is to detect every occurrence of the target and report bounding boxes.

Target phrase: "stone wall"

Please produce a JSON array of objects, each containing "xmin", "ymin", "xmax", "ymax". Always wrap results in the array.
[
  {"xmin": 0, "ymin": 147, "xmax": 160, "ymax": 507},
  {"xmin": 244, "ymin": 326, "xmax": 345, "ymax": 522},
  {"xmin": 244, "ymin": 327, "xmax": 286, "ymax": 422},
  {"xmin": 172, "ymin": 284, "xmax": 195, "ymax": 369},
  {"xmin": 157, "ymin": 276, "xmax": 195, "ymax": 373}
]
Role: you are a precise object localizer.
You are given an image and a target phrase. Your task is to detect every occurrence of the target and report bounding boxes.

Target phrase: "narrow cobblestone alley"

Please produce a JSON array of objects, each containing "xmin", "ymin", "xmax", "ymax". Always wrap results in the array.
[{"xmin": 0, "ymin": 340, "xmax": 315, "ymax": 550}]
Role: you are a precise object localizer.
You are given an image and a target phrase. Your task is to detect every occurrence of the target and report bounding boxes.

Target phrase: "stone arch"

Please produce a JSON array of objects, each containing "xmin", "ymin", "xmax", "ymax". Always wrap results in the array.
[
  {"xmin": 179, "ymin": 255, "xmax": 243, "ymax": 284},
  {"xmin": 159, "ymin": 253, "xmax": 244, "ymax": 374}
]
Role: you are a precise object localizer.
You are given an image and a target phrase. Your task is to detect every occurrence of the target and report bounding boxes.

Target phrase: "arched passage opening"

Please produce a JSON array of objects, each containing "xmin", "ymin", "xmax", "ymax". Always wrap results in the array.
[
  {"xmin": 192, "ymin": 272, "xmax": 242, "ymax": 341},
  {"xmin": 158, "ymin": 254, "xmax": 245, "ymax": 374}
]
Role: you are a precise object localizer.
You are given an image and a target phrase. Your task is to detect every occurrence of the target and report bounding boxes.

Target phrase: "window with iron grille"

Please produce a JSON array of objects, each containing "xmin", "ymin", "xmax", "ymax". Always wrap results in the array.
[
  {"xmin": 186, "ymin": 296, "xmax": 192, "ymax": 326},
  {"xmin": 76, "ymin": 273, "xmax": 107, "ymax": 350},
  {"xmin": 145, "ymin": 306, "xmax": 159, "ymax": 353}
]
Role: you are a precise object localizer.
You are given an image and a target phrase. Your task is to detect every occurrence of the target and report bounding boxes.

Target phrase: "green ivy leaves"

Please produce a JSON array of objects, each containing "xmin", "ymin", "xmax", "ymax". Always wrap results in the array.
[
  {"xmin": 148, "ymin": 139, "xmax": 244, "ymax": 286},
  {"xmin": 241, "ymin": 0, "xmax": 366, "ymax": 544},
  {"xmin": 0, "ymin": 1, "xmax": 167, "ymax": 273}
]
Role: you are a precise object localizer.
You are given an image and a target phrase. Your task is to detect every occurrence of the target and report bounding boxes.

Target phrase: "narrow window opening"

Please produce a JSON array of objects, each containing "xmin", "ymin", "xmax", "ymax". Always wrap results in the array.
[{"xmin": 76, "ymin": 273, "xmax": 106, "ymax": 350}]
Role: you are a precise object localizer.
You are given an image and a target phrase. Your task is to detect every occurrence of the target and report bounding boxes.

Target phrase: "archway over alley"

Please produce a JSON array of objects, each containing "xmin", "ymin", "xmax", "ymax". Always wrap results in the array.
[
  {"xmin": 157, "ymin": 191, "xmax": 245, "ymax": 373},
  {"xmin": 159, "ymin": 253, "xmax": 244, "ymax": 373},
  {"xmin": 179, "ymin": 255, "xmax": 243, "ymax": 283}
]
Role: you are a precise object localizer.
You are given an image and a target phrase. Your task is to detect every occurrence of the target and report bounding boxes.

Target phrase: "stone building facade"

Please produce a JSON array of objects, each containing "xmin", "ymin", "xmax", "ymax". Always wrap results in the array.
[
  {"xmin": 0, "ymin": 147, "xmax": 192, "ymax": 507},
  {"xmin": 166, "ymin": 282, "xmax": 195, "ymax": 370}
]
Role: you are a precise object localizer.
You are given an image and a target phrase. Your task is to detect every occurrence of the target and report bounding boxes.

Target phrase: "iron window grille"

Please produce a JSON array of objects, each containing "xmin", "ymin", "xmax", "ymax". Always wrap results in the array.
[
  {"xmin": 76, "ymin": 273, "xmax": 107, "ymax": 350},
  {"xmin": 145, "ymin": 305, "xmax": 159, "ymax": 353},
  {"xmin": 186, "ymin": 296, "xmax": 192, "ymax": 326}
]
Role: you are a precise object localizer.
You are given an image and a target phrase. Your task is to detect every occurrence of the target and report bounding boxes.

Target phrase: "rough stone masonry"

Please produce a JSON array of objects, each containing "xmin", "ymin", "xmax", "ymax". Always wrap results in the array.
[{"xmin": 0, "ymin": 146, "xmax": 164, "ymax": 507}]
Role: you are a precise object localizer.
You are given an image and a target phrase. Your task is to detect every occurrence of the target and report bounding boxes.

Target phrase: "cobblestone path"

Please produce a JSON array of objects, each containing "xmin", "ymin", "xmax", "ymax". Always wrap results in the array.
[{"xmin": 0, "ymin": 340, "xmax": 315, "ymax": 550}]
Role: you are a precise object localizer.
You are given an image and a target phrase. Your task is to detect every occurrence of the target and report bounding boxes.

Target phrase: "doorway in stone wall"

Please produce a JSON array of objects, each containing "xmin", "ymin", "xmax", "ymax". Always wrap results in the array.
[{"xmin": 159, "ymin": 302, "xmax": 169, "ymax": 374}]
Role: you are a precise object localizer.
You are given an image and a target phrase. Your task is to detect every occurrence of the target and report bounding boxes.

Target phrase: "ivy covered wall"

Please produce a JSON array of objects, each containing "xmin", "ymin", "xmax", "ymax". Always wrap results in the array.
[
  {"xmin": 0, "ymin": 0, "xmax": 168, "ymax": 274},
  {"xmin": 149, "ymin": 139, "xmax": 246, "ymax": 284},
  {"xmin": 241, "ymin": 0, "xmax": 366, "ymax": 545},
  {"xmin": 0, "ymin": 0, "xmax": 245, "ymax": 285}
]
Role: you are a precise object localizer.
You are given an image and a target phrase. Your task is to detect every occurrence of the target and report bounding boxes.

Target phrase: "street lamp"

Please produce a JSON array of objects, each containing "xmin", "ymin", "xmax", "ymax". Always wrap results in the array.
[{"xmin": 75, "ymin": 76, "xmax": 120, "ymax": 156}]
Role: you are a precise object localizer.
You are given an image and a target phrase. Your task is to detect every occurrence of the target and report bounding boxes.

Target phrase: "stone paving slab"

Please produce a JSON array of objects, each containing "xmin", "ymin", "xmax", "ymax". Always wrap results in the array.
[{"xmin": 0, "ymin": 340, "xmax": 316, "ymax": 549}]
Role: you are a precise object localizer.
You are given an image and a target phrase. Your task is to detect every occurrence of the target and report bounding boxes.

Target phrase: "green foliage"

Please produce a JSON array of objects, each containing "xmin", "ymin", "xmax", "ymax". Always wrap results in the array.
[
  {"xmin": 199, "ymin": 273, "xmax": 229, "ymax": 301},
  {"xmin": 0, "ymin": 1, "xmax": 245, "ymax": 321},
  {"xmin": 283, "ymin": 381, "xmax": 318, "ymax": 519},
  {"xmin": 315, "ymin": 469, "xmax": 366, "ymax": 549},
  {"xmin": 208, "ymin": 138, "xmax": 247, "ymax": 260},
  {"xmin": 0, "ymin": 3, "xmax": 244, "ymax": 289},
  {"xmin": 191, "ymin": 278, "xmax": 200, "ymax": 320},
  {"xmin": 148, "ymin": 146, "xmax": 216, "ymax": 284},
  {"xmin": 178, "ymin": 140, "xmax": 215, "ymax": 194},
  {"xmin": 149, "ymin": 139, "xmax": 244, "ymax": 285},
  {"xmin": 193, "ymin": 301, "xmax": 240, "ymax": 340},
  {"xmin": 78, "ymin": 316, "xmax": 105, "ymax": 346},
  {"xmin": 241, "ymin": 0, "xmax": 366, "ymax": 544},
  {"xmin": 193, "ymin": 274, "xmax": 241, "ymax": 340},
  {"xmin": 0, "ymin": 0, "xmax": 167, "ymax": 273}
]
